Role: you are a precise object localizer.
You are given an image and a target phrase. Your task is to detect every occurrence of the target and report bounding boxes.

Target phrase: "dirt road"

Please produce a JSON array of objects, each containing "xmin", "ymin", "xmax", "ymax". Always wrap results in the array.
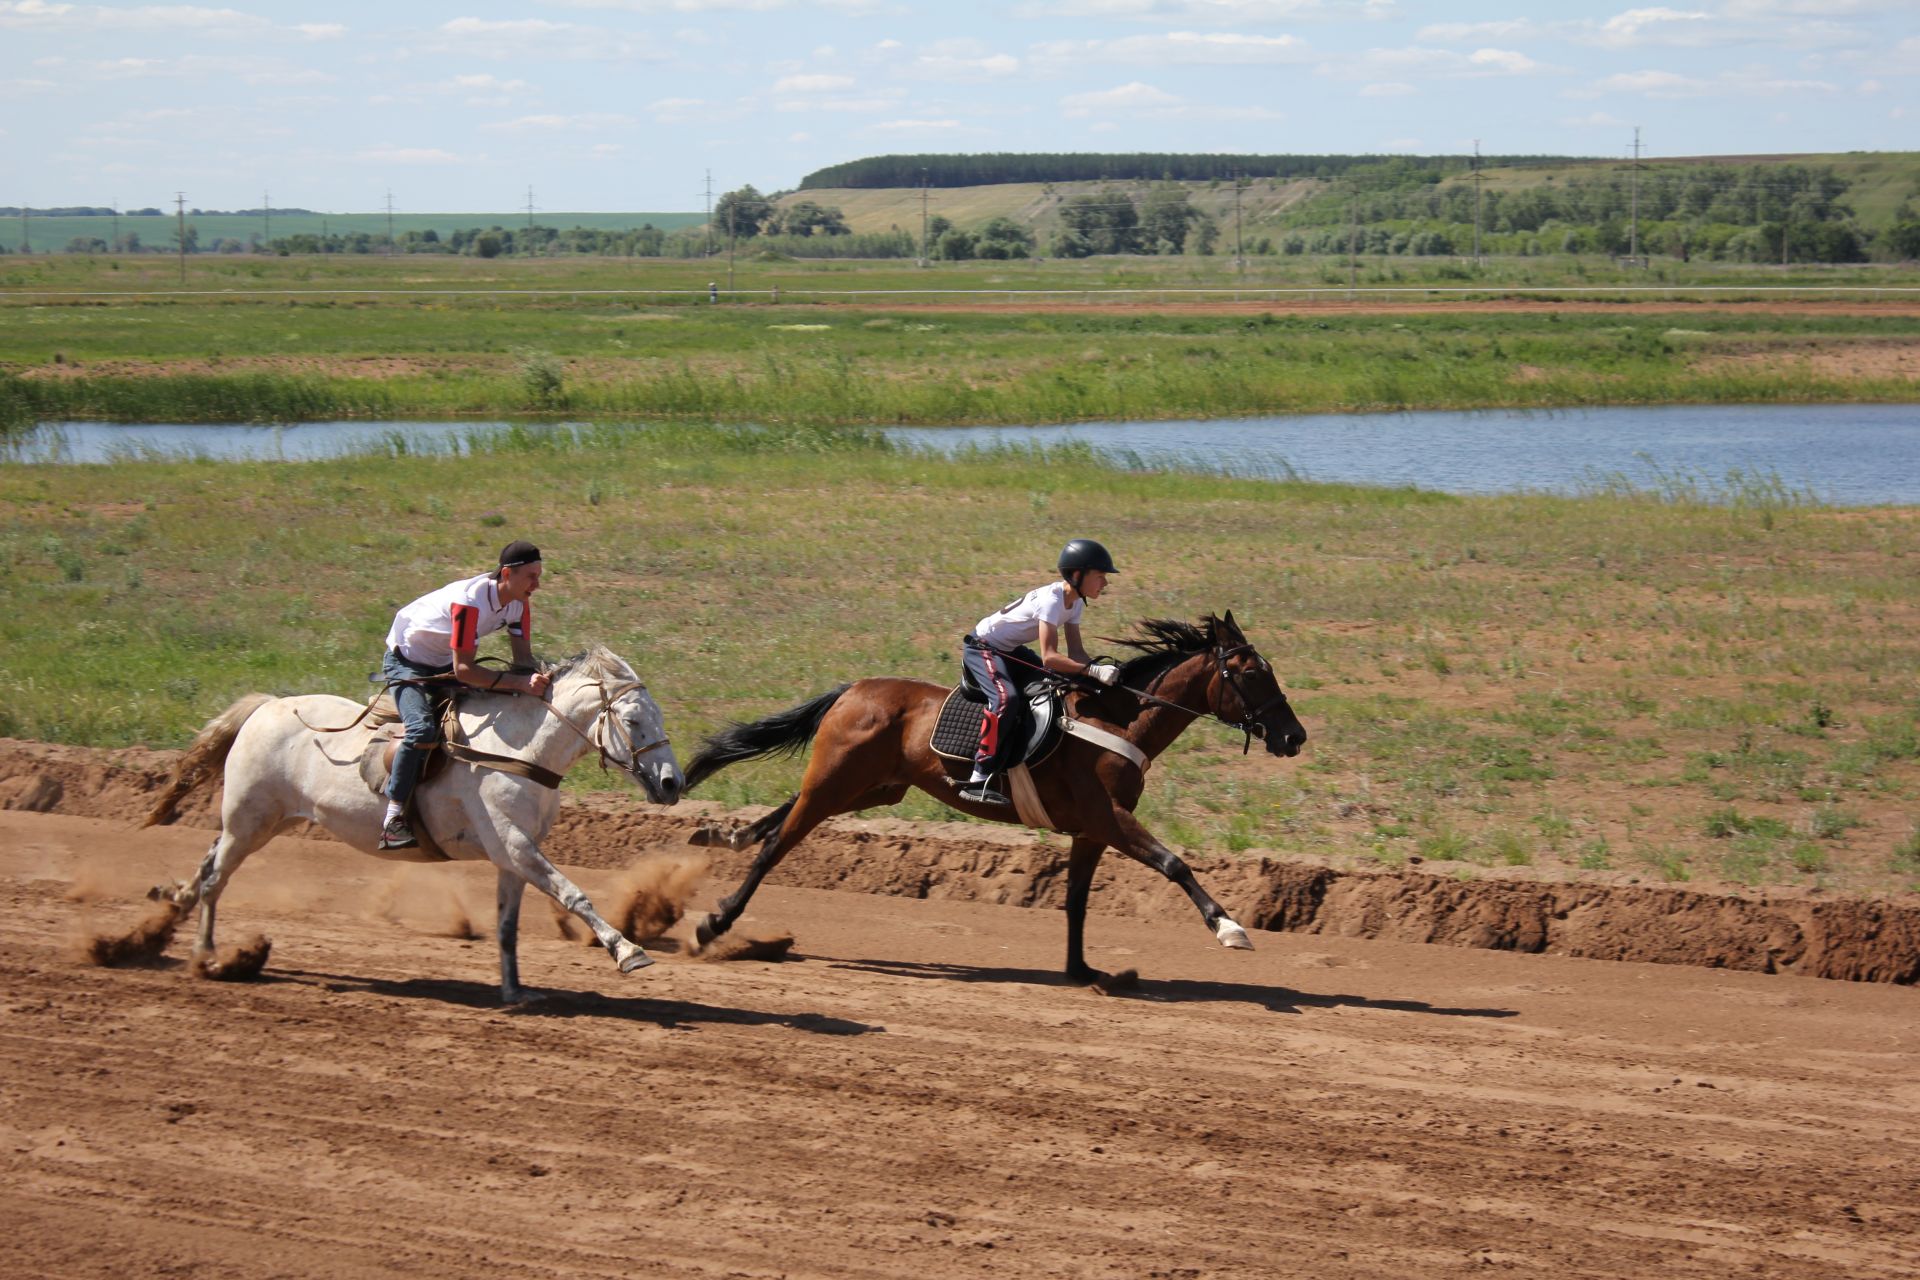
[{"xmin": 3, "ymin": 809, "xmax": 1915, "ymax": 1279}]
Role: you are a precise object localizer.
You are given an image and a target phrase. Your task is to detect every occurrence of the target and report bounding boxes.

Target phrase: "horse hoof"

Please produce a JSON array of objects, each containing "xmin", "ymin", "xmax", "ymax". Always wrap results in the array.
[
  {"xmin": 1216, "ymin": 919, "xmax": 1254, "ymax": 950},
  {"xmin": 693, "ymin": 914, "xmax": 721, "ymax": 950},
  {"xmin": 617, "ymin": 946, "xmax": 655, "ymax": 974}
]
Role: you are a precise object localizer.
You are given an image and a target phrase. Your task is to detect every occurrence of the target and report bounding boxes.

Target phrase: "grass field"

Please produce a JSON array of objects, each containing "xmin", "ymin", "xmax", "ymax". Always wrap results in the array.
[
  {"xmin": 3, "ymin": 425, "xmax": 1917, "ymax": 897},
  {"xmin": 4, "ymin": 254, "xmax": 1919, "ymax": 428}
]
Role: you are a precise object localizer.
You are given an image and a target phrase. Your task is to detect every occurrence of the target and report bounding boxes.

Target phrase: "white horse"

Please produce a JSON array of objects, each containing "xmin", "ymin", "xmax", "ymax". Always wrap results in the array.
[{"xmin": 145, "ymin": 645, "xmax": 683, "ymax": 1003}]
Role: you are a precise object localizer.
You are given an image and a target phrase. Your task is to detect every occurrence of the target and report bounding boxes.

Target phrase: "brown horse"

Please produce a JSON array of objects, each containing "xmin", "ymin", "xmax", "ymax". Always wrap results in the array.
[{"xmin": 683, "ymin": 612, "xmax": 1306, "ymax": 986}]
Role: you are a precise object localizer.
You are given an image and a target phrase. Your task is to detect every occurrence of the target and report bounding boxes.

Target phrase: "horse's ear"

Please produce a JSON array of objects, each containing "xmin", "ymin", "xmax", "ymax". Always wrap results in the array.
[{"xmin": 1222, "ymin": 609, "xmax": 1241, "ymax": 638}]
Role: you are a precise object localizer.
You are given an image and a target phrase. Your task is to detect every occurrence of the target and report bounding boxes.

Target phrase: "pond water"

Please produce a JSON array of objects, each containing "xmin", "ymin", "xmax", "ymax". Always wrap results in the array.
[{"xmin": 10, "ymin": 403, "xmax": 1920, "ymax": 504}]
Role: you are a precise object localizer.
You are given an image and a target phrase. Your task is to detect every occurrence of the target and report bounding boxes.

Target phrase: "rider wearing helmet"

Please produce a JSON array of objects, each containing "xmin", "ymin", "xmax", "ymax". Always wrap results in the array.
[
  {"xmin": 958, "ymin": 538, "xmax": 1124, "ymax": 808},
  {"xmin": 377, "ymin": 540, "xmax": 553, "ymax": 850}
]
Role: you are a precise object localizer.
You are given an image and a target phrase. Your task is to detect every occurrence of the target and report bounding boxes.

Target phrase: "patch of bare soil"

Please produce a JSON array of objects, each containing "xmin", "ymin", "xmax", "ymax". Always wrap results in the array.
[
  {"xmin": 1693, "ymin": 339, "xmax": 1920, "ymax": 380},
  {"xmin": 3, "ymin": 737, "xmax": 1914, "ymax": 985},
  {"xmin": 1, "ymin": 807, "xmax": 1916, "ymax": 1279}
]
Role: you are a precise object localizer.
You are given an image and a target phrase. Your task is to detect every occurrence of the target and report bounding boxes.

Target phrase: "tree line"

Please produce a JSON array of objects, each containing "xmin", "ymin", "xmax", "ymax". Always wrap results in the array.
[{"xmin": 799, "ymin": 151, "xmax": 1582, "ymax": 190}]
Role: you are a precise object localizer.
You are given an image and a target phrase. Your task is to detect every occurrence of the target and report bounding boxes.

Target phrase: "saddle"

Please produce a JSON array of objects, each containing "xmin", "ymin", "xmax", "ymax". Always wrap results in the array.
[{"xmin": 928, "ymin": 672, "xmax": 1068, "ymax": 832}]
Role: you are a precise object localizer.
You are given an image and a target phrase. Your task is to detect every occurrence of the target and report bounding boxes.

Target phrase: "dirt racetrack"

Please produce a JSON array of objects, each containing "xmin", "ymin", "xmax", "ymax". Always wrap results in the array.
[{"xmin": 4, "ymin": 804, "xmax": 1917, "ymax": 1280}]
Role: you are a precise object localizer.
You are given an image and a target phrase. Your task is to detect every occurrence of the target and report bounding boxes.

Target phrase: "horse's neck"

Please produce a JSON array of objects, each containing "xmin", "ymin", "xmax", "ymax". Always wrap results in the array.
[
  {"xmin": 493, "ymin": 678, "xmax": 599, "ymax": 771},
  {"xmin": 1111, "ymin": 655, "xmax": 1210, "ymax": 760}
]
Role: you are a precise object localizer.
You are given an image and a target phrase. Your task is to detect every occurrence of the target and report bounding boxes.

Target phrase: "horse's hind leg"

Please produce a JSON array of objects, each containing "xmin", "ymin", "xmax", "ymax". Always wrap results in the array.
[
  {"xmin": 696, "ymin": 783, "xmax": 905, "ymax": 949},
  {"xmin": 182, "ymin": 818, "xmax": 279, "ymax": 968}
]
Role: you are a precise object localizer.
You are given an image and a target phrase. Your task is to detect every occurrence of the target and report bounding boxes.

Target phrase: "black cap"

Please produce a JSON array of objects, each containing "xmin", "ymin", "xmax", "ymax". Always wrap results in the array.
[{"xmin": 498, "ymin": 540, "xmax": 543, "ymax": 568}]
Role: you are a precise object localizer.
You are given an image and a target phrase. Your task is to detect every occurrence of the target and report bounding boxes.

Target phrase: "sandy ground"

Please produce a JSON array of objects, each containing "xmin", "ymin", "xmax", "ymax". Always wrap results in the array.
[{"xmin": 3, "ymin": 808, "xmax": 1916, "ymax": 1280}]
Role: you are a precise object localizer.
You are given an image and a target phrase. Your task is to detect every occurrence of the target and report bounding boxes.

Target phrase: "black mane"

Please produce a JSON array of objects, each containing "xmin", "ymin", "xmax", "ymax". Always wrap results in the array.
[{"xmin": 1104, "ymin": 616, "xmax": 1222, "ymax": 688}]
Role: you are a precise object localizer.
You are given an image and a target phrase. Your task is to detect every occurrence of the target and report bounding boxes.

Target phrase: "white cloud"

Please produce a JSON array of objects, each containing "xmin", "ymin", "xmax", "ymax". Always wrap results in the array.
[
  {"xmin": 1013, "ymin": 0, "xmax": 1325, "ymax": 20},
  {"xmin": 915, "ymin": 51, "xmax": 1020, "ymax": 79},
  {"xmin": 1359, "ymin": 81, "xmax": 1414, "ymax": 95},
  {"xmin": 1327, "ymin": 45, "xmax": 1552, "ymax": 80},
  {"xmin": 1034, "ymin": 31, "xmax": 1309, "ymax": 66},
  {"xmin": 1063, "ymin": 81, "xmax": 1182, "ymax": 113},
  {"xmin": 431, "ymin": 16, "xmax": 662, "ymax": 60},
  {"xmin": 356, "ymin": 147, "xmax": 469, "ymax": 165},
  {"xmin": 298, "ymin": 22, "xmax": 344, "ymax": 39},
  {"xmin": 1594, "ymin": 66, "xmax": 1837, "ymax": 96},
  {"xmin": 1061, "ymin": 79, "xmax": 1282, "ymax": 119},
  {"xmin": 869, "ymin": 118, "xmax": 964, "ymax": 132},
  {"xmin": 1561, "ymin": 110, "xmax": 1629, "ymax": 126},
  {"xmin": 772, "ymin": 73, "xmax": 854, "ymax": 91},
  {"xmin": 484, "ymin": 112, "xmax": 637, "ymax": 131}
]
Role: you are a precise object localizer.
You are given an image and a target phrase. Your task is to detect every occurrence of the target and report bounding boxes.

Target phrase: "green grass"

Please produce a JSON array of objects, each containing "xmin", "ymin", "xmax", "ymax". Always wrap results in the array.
[{"xmin": 5, "ymin": 254, "xmax": 1920, "ymax": 427}]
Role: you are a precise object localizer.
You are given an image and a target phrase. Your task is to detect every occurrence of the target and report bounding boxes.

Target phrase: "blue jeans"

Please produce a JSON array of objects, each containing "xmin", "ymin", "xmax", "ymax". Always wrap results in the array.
[{"xmin": 382, "ymin": 648, "xmax": 453, "ymax": 805}]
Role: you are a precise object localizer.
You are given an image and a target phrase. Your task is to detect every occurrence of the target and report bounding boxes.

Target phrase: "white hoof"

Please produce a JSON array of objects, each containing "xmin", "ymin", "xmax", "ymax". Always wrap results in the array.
[
  {"xmin": 613, "ymin": 940, "xmax": 655, "ymax": 973},
  {"xmin": 1215, "ymin": 918, "xmax": 1254, "ymax": 950}
]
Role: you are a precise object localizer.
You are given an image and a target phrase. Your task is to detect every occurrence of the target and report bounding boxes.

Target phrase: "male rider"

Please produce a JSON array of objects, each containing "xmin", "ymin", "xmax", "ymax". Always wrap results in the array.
[{"xmin": 378, "ymin": 540, "xmax": 552, "ymax": 850}]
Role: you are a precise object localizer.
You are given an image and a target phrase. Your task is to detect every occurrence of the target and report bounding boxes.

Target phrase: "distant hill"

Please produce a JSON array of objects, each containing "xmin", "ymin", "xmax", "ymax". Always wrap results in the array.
[
  {"xmin": 777, "ymin": 152, "xmax": 1920, "ymax": 262},
  {"xmin": 800, "ymin": 152, "xmax": 1588, "ymax": 190}
]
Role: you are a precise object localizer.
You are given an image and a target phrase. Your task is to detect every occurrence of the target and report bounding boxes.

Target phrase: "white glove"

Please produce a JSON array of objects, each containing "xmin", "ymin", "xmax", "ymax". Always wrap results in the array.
[{"xmin": 1087, "ymin": 663, "xmax": 1121, "ymax": 687}]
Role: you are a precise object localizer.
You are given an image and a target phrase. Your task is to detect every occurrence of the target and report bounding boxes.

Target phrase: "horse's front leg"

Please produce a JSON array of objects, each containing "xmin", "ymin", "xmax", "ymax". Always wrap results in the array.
[
  {"xmin": 1093, "ymin": 803, "xmax": 1254, "ymax": 952},
  {"xmin": 495, "ymin": 870, "xmax": 531, "ymax": 1004},
  {"xmin": 471, "ymin": 808, "xmax": 652, "ymax": 997}
]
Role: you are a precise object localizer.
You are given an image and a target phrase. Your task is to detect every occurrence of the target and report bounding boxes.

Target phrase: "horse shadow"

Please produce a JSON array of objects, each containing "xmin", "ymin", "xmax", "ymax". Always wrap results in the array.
[
  {"xmin": 275, "ymin": 967, "xmax": 882, "ymax": 1036},
  {"xmin": 826, "ymin": 956, "xmax": 1519, "ymax": 1019}
]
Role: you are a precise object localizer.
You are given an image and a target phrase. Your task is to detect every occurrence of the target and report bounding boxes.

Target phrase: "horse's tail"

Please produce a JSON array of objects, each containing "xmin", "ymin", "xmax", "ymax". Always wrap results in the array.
[
  {"xmin": 685, "ymin": 685, "xmax": 851, "ymax": 792},
  {"xmin": 142, "ymin": 693, "xmax": 277, "ymax": 828}
]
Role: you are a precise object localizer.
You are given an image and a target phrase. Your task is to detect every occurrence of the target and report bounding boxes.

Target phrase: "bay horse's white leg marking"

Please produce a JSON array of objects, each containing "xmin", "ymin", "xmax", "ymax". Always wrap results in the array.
[{"xmin": 1214, "ymin": 917, "xmax": 1254, "ymax": 950}]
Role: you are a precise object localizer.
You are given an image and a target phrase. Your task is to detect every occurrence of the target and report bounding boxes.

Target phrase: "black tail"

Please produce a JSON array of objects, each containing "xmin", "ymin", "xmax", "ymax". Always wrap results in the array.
[{"xmin": 685, "ymin": 685, "xmax": 852, "ymax": 791}]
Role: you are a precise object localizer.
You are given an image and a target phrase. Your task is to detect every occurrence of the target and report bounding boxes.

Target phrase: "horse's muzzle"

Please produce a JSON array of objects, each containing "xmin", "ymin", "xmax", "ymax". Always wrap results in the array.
[{"xmin": 639, "ymin": 762, "xmax": 684, "ymax": 806}]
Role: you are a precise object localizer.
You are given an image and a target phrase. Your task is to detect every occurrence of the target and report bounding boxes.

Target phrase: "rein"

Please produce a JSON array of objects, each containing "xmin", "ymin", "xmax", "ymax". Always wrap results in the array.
[{"xmin": 993, "ymin": 644, "xmax": 1286, "ymax": 753}]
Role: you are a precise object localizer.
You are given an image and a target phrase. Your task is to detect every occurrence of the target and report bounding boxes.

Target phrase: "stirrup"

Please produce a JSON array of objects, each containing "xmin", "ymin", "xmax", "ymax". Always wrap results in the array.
[{"xmin": 957, "ymin": 782, "xmax": 1010, "ymax": 807}]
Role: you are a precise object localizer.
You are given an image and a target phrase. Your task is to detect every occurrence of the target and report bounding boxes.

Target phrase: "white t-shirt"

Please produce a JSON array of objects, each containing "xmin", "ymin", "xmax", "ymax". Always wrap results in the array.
[
  {"xmin": 974, "ymin": 581, "xmax": 1083, "ymax": 651},
  {"xmin": 385, "ymin": 572, "xmax": 530, "ymax": 668}
]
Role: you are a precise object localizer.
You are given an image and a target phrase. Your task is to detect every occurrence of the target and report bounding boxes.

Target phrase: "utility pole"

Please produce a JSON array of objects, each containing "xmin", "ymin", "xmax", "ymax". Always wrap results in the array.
[
  {"xmin": 1233, "ymin": 171, "xmax": 1244, "ymax": 275},
  {"xmin": 919, "ymin": 168, "xmax": 929, "ymax": 267},
  {"xmin": 1348, "ymin": 194, "xmax": 1359, "ymax": 298},
  {"xmin": 525, "ymin": 184, "xmax": 536, "ymax": 234},
  {"xmin": 1471, "ymin": 140, "xmax": 1483, "ymax": 265},
  {"xmin": 1628, "ymin": 126, "xmax": 1642, "ymax": 265},
  {"xmin": 703, "ymin": 169, "xmax": 713, "ymax": 258},
  {"xmin": 262, "ymin": 189, "xmax": 270, "ymax": 248},
  {"xmin": 384, "ymin": 189, "xmax": 396, "ymax": 256},
  {"xmin": 727, "ymin": 203, "xmax": 736, "ymax": 293},
  {"xmin": 175, "ymin": 192, "xmax": 187, "ymax": 282},
  {"xmin": 20, "ymin": 203, "xmax": 28, "ymax": 255},
  {"xmin": 111, "ymin": 196, "xmax": 119, "ymax": 253}
]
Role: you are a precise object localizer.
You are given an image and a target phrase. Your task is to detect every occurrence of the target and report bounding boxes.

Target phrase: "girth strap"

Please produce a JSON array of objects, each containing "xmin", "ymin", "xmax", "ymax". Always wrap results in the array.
[
  {"xmin": 1059, "ymin": 716, "xmax": 1150, "ymax": 773},
  {"xmin": 442, "ymin": 741, "xmax": 565, "ymax": 790}
]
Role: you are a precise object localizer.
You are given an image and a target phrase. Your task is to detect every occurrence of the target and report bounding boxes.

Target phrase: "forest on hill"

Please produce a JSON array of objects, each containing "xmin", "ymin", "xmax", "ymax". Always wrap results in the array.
[{"xmin": 799, "ymin": 151, "xmax": 1583, "ymax": 190}]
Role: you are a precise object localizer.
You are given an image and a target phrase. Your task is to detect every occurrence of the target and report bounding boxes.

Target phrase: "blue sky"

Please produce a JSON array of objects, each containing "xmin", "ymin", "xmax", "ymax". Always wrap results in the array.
[{"xmin": 4, "ymin": 0, "xmax": 1916, "ymax": 213}]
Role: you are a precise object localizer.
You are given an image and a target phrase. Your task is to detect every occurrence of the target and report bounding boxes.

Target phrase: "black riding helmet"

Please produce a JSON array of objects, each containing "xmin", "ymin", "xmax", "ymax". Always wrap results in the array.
[{"xmin": 1058, "ymin": 538, "xmax": 1117, "ymax": 594}]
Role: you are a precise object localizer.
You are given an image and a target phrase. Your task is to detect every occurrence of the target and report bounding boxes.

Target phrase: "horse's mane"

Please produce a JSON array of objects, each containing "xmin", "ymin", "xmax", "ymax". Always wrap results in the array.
[
  {"xmin": 545, "ymin": 645, "xmax": 634, "ymax": 685},
  {"xmin": 1105, "ymin": 616, "xmax": 1223, "ymax": 688}
]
